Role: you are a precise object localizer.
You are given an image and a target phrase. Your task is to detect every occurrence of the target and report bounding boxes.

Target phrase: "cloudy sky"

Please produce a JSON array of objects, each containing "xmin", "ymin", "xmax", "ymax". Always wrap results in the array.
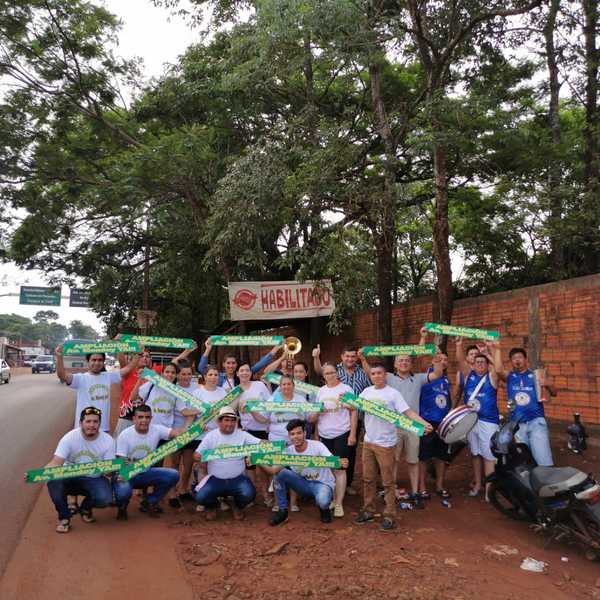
[{"xmin": 0, "ymin": 1, "xmax": 198, "ymax": 333}]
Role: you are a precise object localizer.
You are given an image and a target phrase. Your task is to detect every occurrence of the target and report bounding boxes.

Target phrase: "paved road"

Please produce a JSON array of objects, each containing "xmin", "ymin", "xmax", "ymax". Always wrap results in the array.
[{"xmin": 0, "ymin": 373, "xmax": 74, "ymax": 576}]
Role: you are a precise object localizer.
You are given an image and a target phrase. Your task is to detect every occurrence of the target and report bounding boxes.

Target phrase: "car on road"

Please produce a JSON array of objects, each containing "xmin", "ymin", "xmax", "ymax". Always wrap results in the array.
[
  {"xmin": 23, "ymin": 355, "xmax": 38, "ymax": 367},
  {"xmin": 31, "ymin": 355, "xmax": 56, "ymax": 374},
  {"xmin": 0, "ymin": 359, "xmax": 10, "ymax": 384}
]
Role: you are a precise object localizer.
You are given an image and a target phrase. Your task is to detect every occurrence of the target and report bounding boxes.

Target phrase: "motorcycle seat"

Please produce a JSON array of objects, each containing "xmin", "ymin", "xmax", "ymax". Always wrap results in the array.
[{"xmin": 530, "ymin": 466, "xmax": 588, "ymax": 498}]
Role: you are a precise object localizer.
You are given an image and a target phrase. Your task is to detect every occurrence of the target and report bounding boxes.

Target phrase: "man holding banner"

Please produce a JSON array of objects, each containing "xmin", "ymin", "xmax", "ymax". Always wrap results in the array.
[
  {"xmin": 354, "ymin": 364, "xmax": 432, "ymax": 531},
  {"xmin": 193, "ymin": 407, "xmax": 263, "ymax": 520},
  {"xmin": 44, "ymin": 407, "xmax": 116, "ymax": 533},
  {"xmin": 113, "ymin": 404, "xmax": 182, "ymax": 519}
]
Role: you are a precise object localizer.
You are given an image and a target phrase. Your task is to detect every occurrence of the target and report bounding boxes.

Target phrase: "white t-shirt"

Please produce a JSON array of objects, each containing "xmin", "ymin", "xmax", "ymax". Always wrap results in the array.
[
  {"xmin": 70, "ymin": 371, "xmax": 122, "ymax": 431},
  {"xmin": 361, "ymin": 385, "xmax": 409, "ymax": 447},
  {"xmin": 54, "ymin": 428, "xmax": 116, "ymax": 476},
  {"xmin": 196, "ymin": 428, "xmax": 262, "ymax": 479},
  {"xmin": 116, "ymin": 424, "xmax": 171, "ymax": 460},
  {"xmin": 138, "ymin": 381, "xmax": 187, "ymax": 429},
  {"xmin": 315, "ymin": 382, "xmax": 353, "ymax": 439},
  {"xmin": 286, "ymin": 439, "xmax": 335, "ymax": 489},
  {"xmin": 268, "ymin": 392, "xmax": 308, "ymax": 442},
  {"xmin": 192, "ymin": 386, "xmax": 228, "ymax": 434},
  {"xmin": 172, "ymin": 381, "xmax": 199, "ymax": 428},
  {"xmin": 239, "ymin": 381, "xmax": 270, "ymax": 432}
]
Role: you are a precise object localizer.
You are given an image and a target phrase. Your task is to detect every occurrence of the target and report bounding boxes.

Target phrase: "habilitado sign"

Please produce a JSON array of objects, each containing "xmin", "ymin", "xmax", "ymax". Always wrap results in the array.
[
  {"xmin": 424, "ymin": 322, "xmax": 500, "ymax": 341},
  {"xmin": 228, "ymin": 280, "xmax": 335, "ymax": 321}
]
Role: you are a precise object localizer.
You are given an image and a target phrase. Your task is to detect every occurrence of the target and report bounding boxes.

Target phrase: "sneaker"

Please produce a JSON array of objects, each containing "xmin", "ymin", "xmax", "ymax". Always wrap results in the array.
[
  {"xmin": 196, "ymin": 504, "xmax": 205, "ymax": 512},
  {"xmin": 346, "ymin": 487, "xmax": 357, "ymax": 496},
  {"xmin": 354, "ymin": 512, "xmax": 375, "ymax": 525},
  {"xmin": 116, "ymin": 507, "xmax": 128, "ymax": 521},
  {"xmin": 291, "ymin": 505, "xmax": 300, "ymax": 513},
  {"xmin": 380, "ymin": 517, "xmax": 395, "ymax": 532},
  {"xmin": 271, "ymin": 504, "xmax": 280, "ymax": 512},
  {"xmin": 334, "ymin": 504, "xmax": 344, "ymax": 518},
  {"xmin": 409, "ymin": 493, "xmax": 425, "ymax": 510},
  {"xmin": 319, "ymin": 508, "xmax": 333, "ymax": 523},
  {"xmin": 269, "ymin": 509, "xmax": 289, "ymax": 526}
]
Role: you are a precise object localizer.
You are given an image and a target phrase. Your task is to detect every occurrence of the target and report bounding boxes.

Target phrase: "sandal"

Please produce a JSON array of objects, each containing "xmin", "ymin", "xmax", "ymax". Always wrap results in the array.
[
  {"xmin": 56, "ymin": 519, "xmax": 71, "ymax": 533},
  {"xmin": 436, "ymin": 489, "xmax": 451, "ymax": 499},
  {"xmin": 80, "ymin": 510, "xmax": 96, "ymax": 523},
  {"xmin": 468, "ymin": 487, "xmax": 481, "ymax": 497},
  {"xmin": 419, "ymin": 491, "xmax": 431, "ymax": 501}
]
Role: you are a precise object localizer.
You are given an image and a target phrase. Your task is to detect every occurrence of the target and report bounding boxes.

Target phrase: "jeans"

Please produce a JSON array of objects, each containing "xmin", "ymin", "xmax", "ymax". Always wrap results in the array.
[
  {"xmin": 113, "ymin": 468, "xmax": 179, "ymax": 507},
  {"xmin": 515, "ymin": 417, "xmax": 554, "ymax": 466},
  {"xmin": 273, "ymin": 469, "xmax": 333, "ymax": 510},
  {"xmin": 47, "ymin": 476, "xmax": 113, "ymax": 520},
  {"xmin": 194, "ymin": 474, "xmax": 256, "ymax": 509}
]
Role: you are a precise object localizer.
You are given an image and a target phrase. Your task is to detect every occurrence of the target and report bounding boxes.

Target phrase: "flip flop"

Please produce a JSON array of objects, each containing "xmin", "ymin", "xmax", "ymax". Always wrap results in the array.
[
  {"xmin": 436, "ymin": 489, "xmax": 451, "ymax": 499},
  {"xmin": 56, "ymin": 519, "xmax": 71, "ymax": 533}
]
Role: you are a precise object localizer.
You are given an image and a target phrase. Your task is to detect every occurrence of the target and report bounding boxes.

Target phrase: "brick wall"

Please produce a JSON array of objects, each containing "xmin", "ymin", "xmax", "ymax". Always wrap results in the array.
[{"xmin": 296, "ymin": 274, "xmax": 600, "ymax": 425}]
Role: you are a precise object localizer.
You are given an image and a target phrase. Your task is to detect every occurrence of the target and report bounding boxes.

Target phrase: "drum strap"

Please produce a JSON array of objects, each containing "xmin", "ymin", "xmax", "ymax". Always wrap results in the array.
[{"xmin": 467, "ymin": 374, "xmax": 487, "ymax": 409}]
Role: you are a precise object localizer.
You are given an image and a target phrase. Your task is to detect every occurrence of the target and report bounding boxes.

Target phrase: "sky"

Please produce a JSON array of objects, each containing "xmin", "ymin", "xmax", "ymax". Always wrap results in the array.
[{"xmin": 0, "ymin": 1, "xmax": 199, "ymax": 333}]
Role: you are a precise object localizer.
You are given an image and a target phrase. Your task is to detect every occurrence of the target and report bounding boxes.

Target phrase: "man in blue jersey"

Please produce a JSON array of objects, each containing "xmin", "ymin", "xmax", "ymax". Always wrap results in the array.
[
  {"xmin": 456, "ymin": 338, "xmax": 500, "ymax": 499},
  {"xmin": 417, "ymin": 352, "xmax": 454, "ymax": 499},
  {"xmin": 492, "ymin": 346, "xmax": 554, "ymax": 466}
]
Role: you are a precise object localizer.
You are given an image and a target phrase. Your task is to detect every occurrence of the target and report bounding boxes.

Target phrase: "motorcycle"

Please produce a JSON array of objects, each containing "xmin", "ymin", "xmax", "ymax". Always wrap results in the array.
[{"xmin": 487, "ymin": 419, "xmax": 600, "ymax": 560}]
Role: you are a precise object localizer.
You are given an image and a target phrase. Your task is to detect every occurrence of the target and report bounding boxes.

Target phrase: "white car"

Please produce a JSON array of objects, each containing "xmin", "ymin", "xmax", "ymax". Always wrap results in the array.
[{"xmin": 0, "ymin": 359, "xmax": 10, "ymax": 384}]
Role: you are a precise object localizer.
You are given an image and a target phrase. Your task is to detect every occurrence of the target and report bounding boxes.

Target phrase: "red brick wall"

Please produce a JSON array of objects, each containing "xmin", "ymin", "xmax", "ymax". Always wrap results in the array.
[{"xmin": 313, "ymin": 274, "xmax": 600, "ymax": 425}]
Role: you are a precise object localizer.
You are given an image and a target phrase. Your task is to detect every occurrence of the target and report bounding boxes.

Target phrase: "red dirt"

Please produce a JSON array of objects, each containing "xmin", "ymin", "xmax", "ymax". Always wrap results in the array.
[{"xmin": 2, "ymin": 436, "xmax": 599, "ymax": 600}]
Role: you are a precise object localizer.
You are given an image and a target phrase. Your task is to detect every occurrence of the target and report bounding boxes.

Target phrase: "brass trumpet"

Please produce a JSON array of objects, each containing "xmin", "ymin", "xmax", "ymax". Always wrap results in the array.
[{"xmin": 284, "ymin": 336, "xmax": 302, "ymax": 372}]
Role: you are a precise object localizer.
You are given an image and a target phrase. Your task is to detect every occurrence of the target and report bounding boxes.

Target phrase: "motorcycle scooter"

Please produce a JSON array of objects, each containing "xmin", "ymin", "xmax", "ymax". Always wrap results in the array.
[{"xmin": 487, "ymin": 419, "xmax": 600, "ymax": 560}]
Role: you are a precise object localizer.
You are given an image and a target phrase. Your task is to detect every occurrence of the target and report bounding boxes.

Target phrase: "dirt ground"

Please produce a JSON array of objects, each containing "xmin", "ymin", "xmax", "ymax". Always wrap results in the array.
[{"xmin": 2, "ymin": 434, "xmax": 600, "ymax": 600}]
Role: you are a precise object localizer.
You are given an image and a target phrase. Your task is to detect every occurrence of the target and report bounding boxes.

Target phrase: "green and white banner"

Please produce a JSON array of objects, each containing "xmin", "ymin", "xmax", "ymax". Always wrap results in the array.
[
  {"xmin": 362, "ymin": 344, "xmax": 436, "ymax": 357},
  {"xmin": 210, "ymin": 335, "xmax": 284, "ymax": 347},
  {"xmin": 341, "ymin": 392, "xmax": 425, "ymax": 436},
  {"xmin": 26, "ymin": 458, "xmax": 125, "ymax": 483},
  {"xmin": 248, "ymin": 452, "xmax": 341, "ymax": 469},
  {"xmin": 63, "ymin": 340, "xmax": 141, "ymax": 356},
  {"xmin": 120, "ymin": 386, "xmax": 243, "ymax": 480},
  {"xmin": 424, "ymin": 322, "xmax": 500, "ymax": 341},
  {"xmin": 245, "ymin": 400, "xmax": 324, "ymax": 414},
  {"xmin": 201, "ymin": 440, "xmax": 285, "ymax": 462},
  {"xmin": 140, "ymin": 368, "xmax": 207, "ymax": 413},
  {"xmin": 120, "ymin": 334, "xmax": 195, "ymax": 349},
  {"xmin": 264, "ymin": 372, "xmax": 319, "ymax": 395}
]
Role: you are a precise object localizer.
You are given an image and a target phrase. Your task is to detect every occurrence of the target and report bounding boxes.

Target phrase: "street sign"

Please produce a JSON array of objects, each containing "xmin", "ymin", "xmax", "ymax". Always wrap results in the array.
[
  {"xmin": 19, "ymin": 286, "xmax": 61, "ymax": 306},
  {"xmin": 69, "ymin": 288, "xmax": 90, "ymax": 307}
]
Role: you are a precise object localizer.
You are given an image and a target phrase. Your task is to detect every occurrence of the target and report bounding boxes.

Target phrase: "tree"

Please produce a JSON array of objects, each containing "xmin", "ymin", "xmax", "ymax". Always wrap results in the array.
[
  {"xmin": 68, "ymin": 320, "xmax": 98, "ymax": 340},
  {"xmin": 33, "ymin": 310, "xmax": 59, "ymax": 324}
]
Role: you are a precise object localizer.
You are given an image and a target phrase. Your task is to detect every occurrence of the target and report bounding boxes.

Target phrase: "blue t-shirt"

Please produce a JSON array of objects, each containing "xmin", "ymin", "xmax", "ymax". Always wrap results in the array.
[
  {"xmin": 419, "ymin": 371, "xmax": 451, "ymax": 424},
  {"xmin": 463, "ymin": 371, "xmax": 499, "ymax": 424},
  {"xmin": 507, "ymin": 369, "xmax": 544, "ymax": 423}
]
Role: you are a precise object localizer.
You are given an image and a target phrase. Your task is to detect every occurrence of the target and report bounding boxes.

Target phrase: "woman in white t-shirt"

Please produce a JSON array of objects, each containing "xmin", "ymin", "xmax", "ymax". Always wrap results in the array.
[
  {"xmin": 191, "ymin": 366, "xmax": 230, "ymax": 435},
  {"xmin": 314, "ymin": 362, "xmax": 357, "ymax": 518}
]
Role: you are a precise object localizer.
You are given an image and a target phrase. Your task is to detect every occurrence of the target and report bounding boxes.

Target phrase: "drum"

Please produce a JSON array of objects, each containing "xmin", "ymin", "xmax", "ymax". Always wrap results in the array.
[{"xmin": 437, "ymin": 405, "xmax": 478, "ymax": 444}]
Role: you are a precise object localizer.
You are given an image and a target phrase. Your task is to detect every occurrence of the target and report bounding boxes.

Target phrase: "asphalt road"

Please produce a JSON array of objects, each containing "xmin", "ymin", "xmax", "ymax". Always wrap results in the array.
[{"xmin": 0, "ymin": 373, "xmax": 74, "ymax": 577}]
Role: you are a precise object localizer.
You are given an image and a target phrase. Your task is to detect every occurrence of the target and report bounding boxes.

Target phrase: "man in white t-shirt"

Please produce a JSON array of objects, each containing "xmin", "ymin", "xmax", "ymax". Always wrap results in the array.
[
  {"xmin": 268, "ymin": 419, "xmax": 349, "ymax": 526},
  {"xmin": 113, "ymin": 404, "xmax": 182, "ymax": 519},
  {"xmin": 193, "ymin": 407, "xmax": 262, "ymax": 521},
  {"xmin": 56, "ymin": 343, "xmax": 142, "ymax": 432},
  {"xmin": 354, "ymin": 364, "xmax": 432, "ymax": 531},
  {"xmin": 43, "ymin": 406, "xmax": 116, "ymax": 533}
]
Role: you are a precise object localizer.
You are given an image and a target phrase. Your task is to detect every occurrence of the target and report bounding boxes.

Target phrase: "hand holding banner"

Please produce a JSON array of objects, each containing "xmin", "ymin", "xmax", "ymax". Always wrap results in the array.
[
  {"xmin": 26, "ymin": 458, "xmax": 125, "ymax": 483},
  {"xmin": 210, "ymin": 335, "xmax": 284, "ymax": 346},
  {"xmin": 200, "ymin": 440, "xmax": 285, "ymax": 461},
  {"xmin": 341, "ymin": 392, "xmax": 425, "ymax": 436},
  {"xmin": 424, "ymin": 322, "xmax": 500, "ymax": 341},
  {"xmin": 120, "ymin": 334, "xmax": 195, "ymax": 349},
  {"xmin": 263, "ymin": 372, "xmax": 319, "ymax": 395},
  {"xmin": 63, "ymin": 340, "xmax": 141, "ymax": 355},
  {"xmin": 139, "ymin": 367, "xmax": 207, "ymax": 413},
  {"xmin": 362, "ymin": 344, "xmax": 436, "ymax": 357},
  {"xmin": 248, "ymin": 453, "xmax": 341, "ymax": 469}
]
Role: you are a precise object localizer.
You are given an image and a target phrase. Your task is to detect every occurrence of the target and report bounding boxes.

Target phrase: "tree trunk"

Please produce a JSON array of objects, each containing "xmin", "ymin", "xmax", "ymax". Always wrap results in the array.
[{"xmin": 544, "ymin": 0, "xmax": 564, "ymax": 274}]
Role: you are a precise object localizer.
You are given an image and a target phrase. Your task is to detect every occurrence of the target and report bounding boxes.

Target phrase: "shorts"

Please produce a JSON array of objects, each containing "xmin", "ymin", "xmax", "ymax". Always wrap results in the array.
[
  {"xmin": 419, "ymin": 425, "xmax": 449, "ymax": 462},
  {"xmin": 320, "ymin": 430, "xmax": 352, "ymax": 461},
  {"xmin": 395, "ymin": 429, "xmax": 420, "ymax": 464},
  {"xmin": 468, "ymin": 420, "xmax": 499, "ymax": 461}
]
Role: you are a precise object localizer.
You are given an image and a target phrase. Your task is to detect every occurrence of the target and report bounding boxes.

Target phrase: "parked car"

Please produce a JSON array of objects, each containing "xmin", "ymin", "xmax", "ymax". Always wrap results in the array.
[
  {"xmin": 31, "ymin": 355, "xmax": 56, "ymax": 374},
  {"xmin": 0, "ymin": 359, "xmax": 10, "ymax": 384},
  {"xmin": 23, "ymin": 355, "xmax": 38, "ymax": 367}
]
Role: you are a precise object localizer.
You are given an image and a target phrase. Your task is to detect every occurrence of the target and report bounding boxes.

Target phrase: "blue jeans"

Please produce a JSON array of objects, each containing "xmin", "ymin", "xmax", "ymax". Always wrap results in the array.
[
  {"xmin": 516, "ymin": 417, "xmax": 554, "ymax": 466},
  {"xmin": 194, "ymin": 474, "xmax": 255, "ymax": 509},
  {"xmin": 47, "ymin": 476, "xmax": 113, "ymax": 520},
  {"xmin": 274, "ymin": 468, "xmax": 333, "ymax": 510},
  {"xmin": 113, "ymin": 468, "xmax": 179, "ymax": 507}
]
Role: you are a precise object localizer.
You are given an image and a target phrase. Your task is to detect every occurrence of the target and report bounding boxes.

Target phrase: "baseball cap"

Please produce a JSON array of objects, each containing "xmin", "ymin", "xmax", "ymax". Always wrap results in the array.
[{"xmin": 217, "ymin": 406, "xmax": 237, "ymax": 420}]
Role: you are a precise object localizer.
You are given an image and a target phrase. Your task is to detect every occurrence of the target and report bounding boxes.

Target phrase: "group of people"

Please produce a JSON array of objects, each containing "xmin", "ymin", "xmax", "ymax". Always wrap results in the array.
[{"xmin": 41, "ymin": 327, "xmax": 555, "ymax": 533}]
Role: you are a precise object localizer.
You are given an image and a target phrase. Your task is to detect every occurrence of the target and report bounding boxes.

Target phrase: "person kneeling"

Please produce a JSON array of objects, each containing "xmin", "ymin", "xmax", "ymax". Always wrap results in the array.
[
  {"xmin": 193, "ymin": 407, "xmax": 260, "ymax": 521},
  {"xmin": 113, "ymin": 404, "xmax": 181, "ymax": 519},
  {"xmin": 45, "ymin": 406, "xmax": 115, "ymax": 533},
  {"xmin": 269, "ymin": 419, "xmax": 348, "ymax": 526}
]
